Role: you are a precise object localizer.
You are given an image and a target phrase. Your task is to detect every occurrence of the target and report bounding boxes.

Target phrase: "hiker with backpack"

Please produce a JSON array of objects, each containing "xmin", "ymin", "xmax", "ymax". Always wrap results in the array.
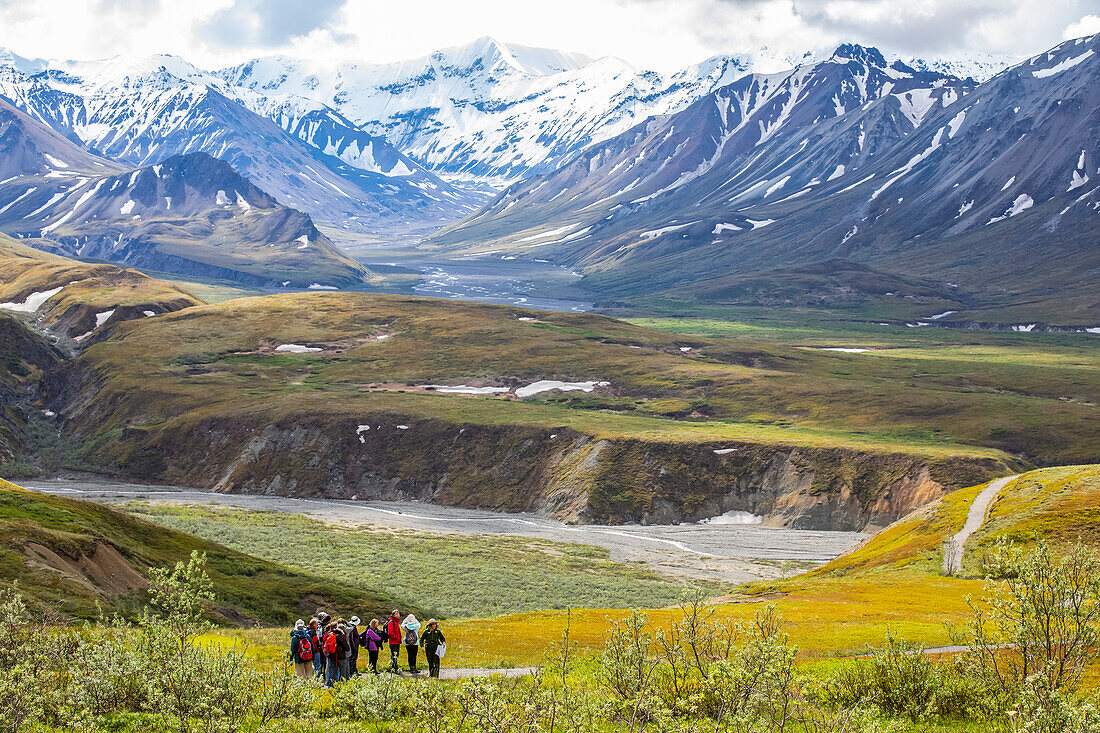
[
  {"xmin": 401, "ymin": 613, "xmax": 422, "ymax": 674},
  {"xmin": 322, "ymin": 621, "xmax": 350, "ymax": 687},
  {"xmin": 361, "ymin": 619, "xmax": 384, "ymax": 674},
  {"xmin": 385, "ymin": 610, "xmax": 403, "ymax": 673},
  {"xmin": 421, "ymin": 619, "xmax": 446, "ymax": 678},
  {"xmin": 336, "ymin": 619, "xmax": 352, "ymax": 681},
  {"xmin": 346, "ymin": 616, "xmax": 362, "ymax": 677},
  {"xmin": 290, "ymin": 620, "xmax": 314, "ymax": 679},
  {"xmin": 316, "ymin": 612, "xmax": 332, "ymax": 679},
  {"xmin": 308, "ymin": 618, "xmax": 323, "ymax": 678}
]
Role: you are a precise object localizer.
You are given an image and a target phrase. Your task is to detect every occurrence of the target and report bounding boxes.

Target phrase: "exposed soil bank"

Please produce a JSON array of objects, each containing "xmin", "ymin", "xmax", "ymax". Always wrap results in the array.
[{"xmin": 64, "ymin": 407, "xmax": 1016, "ymax": 532}]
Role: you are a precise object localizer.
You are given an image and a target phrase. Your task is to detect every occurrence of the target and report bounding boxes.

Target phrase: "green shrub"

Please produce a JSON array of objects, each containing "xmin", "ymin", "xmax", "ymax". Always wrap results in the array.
[
  {"xmin": 823, "ymin": 632, "xmax": 988, "ymax": 721},
  {"xmin": 979, "ymin": 536, "xmax": 1025, "ymax": 580},
  {"xmin": 329, "ymin": 674, "xmax": 416, "ymax": 722},
  {"xmin": 962, "ymin": 541, "xmax": 1100, "ymax": 730}
]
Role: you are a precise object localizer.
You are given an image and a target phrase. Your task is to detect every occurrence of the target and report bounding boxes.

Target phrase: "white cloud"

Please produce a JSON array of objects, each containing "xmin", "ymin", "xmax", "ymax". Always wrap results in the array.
[
  {"xmin": 1064, "ymin": 14, "xmax": 1100, "ymax": 39},
  {"xmin": 0, "ymin": 0, "xmax": 1087, "ymax": 72}
]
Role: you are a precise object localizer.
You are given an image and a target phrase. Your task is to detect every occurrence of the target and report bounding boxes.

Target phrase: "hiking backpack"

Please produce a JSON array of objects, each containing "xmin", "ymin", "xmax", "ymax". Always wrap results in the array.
[
  {"xmin": 404, "ymin": 627, "xmax": 418, "ymax": 645},
  {"xmin": 323, "ymin": 631, "xmax": 338, "ymax": 655},
  {"xmin": 297, "ymin": 637, "xmax": 313, "ymax": 661}
]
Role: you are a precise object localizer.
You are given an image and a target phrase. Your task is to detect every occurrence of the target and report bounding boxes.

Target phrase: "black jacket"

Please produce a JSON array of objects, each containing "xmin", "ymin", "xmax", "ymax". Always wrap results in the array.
[
  {"xmin": 324, "ymin": 629, "xmax": 350, "ymax": 661},
  {"xmin": 420, "ymin": 628, "xmax": 445, "ymax": 653},
  {"xmin": 346, "ymin": 624, "xmax": 360, "ymax": 659}
]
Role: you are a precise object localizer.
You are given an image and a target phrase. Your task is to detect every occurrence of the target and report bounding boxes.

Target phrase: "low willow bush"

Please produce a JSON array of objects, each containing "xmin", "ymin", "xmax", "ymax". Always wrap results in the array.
[
  {"xmin": 0, "ymin": 542, "xmax": 1097, "ymax": 732},
  {"xmin": 0, "ymin": 553, "xmax": 315, "ymax": 733},
  {"xmin": 822, "ymin": 633, "xmax": 990, "ymax": 721}
]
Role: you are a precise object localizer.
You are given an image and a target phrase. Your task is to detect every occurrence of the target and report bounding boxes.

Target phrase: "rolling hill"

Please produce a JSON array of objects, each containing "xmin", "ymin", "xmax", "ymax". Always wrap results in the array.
[
  {"xmin": 0, "ymin": 476, "xmax": 409, "ymax": 623},
  {"xmin": 0, "ymin": 233, "xmax": 201, "ymax": 340},
  {"xmin": 43, "ymin": 290, "xmax": 1100, "ymax": 532}
]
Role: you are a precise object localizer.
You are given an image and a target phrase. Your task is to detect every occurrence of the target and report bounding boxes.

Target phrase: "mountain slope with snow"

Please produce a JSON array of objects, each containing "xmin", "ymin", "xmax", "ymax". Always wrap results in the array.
[
  {"xmin": 216, "ymin": 38, "xmax": 1015, "ymax": 188},
  {"xmin": 424, "ymin": 38, "xmax": 1099, "ymax": 318},
  {"xmin": 0, "ymin": 51, "xmax": 477, "ymax": 234},
  {"xmin": 0, "ymin": 146, "xmax": 373, "ymax": 287}
]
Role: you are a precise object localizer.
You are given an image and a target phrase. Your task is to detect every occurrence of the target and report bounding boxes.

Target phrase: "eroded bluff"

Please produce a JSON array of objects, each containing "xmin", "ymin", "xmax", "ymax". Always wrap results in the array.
[{"xmin": 66, "ymin": 411, "xmax": 1017, "ymax": 531}]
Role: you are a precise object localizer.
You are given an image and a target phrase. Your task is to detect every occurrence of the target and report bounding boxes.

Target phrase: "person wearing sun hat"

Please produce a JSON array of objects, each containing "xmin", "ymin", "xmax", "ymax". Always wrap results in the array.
[
  {"xmin": 420, "ymin": 619, "xmax": 446, "ymax": 678},
  {"xmin": 401, "ymin": 613, "xmax": 422, "ymax": 674},
  {"xmin": 346, "ymin": 616, "xmax": 362, "ymax": 677}
]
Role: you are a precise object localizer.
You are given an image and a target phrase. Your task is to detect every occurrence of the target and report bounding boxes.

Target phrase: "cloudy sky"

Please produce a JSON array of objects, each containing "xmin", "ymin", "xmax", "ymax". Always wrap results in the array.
[{"xmin": 1, "ymin": 0, "xmax": 1097, "ymax": 71}]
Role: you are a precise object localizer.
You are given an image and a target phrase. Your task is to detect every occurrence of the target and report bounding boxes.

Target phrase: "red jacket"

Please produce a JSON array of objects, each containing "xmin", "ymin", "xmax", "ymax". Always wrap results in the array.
[{"xmin": 386, "ymin": 617, "xmax": 402, "ymax": 645}]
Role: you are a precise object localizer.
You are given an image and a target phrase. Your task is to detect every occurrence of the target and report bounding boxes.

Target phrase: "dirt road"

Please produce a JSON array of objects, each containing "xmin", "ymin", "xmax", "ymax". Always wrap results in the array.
[{"xmin": 942, "ymin": 474, "xmax": 1018, "ymax": 574}]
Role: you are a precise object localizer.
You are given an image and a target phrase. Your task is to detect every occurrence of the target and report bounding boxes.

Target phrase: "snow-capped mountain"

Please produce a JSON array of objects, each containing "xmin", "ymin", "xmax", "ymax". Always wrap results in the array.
[
  {"xmin": 898, "ymin": 51, "xmax": 1019, "ymax": 83},
  {"xmin": 428, "ymin": 44, "xmax": 976, "ymax": 253},
  {"xmin": 0, "ymin": 93, "xmax": 120, "ymax": 180},
  {"xmin": 216, "ymin": 37, "xmax": 827, "ymax": 185},
  {"xmin": 217, "ymin": 37, "xmax": 1015, "ymax": 187},
  {"xmin": 425, "ymin": 37, "xmax": 1099, "ymax": 305},
  {"xmin": 0, "ymin": 101, "xmax": 372, "ymax": 287},
  {"xmin": 218, "ymin": 37, "xmax": 650, "ymax": 185},
  {"xmin": 0, "ymin": 50, "xmax": 479, "ymax": 234}
]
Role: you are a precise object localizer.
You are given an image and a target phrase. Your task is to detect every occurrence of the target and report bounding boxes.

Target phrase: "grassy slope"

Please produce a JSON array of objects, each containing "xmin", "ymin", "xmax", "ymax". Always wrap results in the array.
[
  {"xmin": 0, "ymin": 234, "xmax": 202, "ymax": 330},
  {"xmin": 0, "ymin": 478, "xmax": 412, "ymax": 624},
  {"xmin": 971, "ymin": 465, "xmax": 1100, "ymax": 557},
  {"xmin": 375, "ymin": 465, "xmax": 1096, "ymax": 668},
  {"xmin": 0, "ymin": 313, "xmax": 64, "ymax": 473},
  {"xmin": 169, "ymin": 466, "xmax": 1100, "ymax": 673},
  {"xmin": 67, "ymin": 292, "xmax": 1093, "ymax": 466},
  {"xmin": 122, "ymin": 503, "xmax": 716, "ymax": 619}
]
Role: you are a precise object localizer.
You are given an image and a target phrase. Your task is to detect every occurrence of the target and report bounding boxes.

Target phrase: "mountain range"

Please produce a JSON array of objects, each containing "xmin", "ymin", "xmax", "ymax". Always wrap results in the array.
[
  {"xmin": 0, "ymin": 96, "xmax": 371, "ymax": 287},
  {"xmin": 0, "ymin": 50, "xmax": 480, "ymax": 236},
  {"xmin": 219, "ymin": 36, "xmax": 1014, "ymax": 187},
  {"xmin": 425, "ymin": 36, "xmax": 1100, "ymax": 320},
  {"xmin": 0, "ymin": 34, "xmax": 1093, "ymax": 321}
]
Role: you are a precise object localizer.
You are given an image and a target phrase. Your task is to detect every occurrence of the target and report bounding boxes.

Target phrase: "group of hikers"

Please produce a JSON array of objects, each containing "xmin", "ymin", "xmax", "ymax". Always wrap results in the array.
[{"xmin": 289, "ymin": 610, "xmax": 446, "ymax": 684}]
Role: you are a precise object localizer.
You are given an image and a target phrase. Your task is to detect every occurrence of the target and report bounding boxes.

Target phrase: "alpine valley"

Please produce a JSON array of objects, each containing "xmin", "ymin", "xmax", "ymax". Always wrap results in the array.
[{"xmin": 1, "ymin": 14, "xmax": 1100, "ymax": 733}]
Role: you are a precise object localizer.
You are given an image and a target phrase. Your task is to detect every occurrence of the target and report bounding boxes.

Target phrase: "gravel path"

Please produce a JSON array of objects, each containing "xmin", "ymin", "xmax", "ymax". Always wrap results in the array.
[
  {"xmin": 439, "ymin": 667, "xmax": 537, "ymax": 680},
  {"xmin": 942, "ymin": 475, "xmax": 1018, "ymax": 574},
  {"xmin": 20, "ymin": 477, "xmax": 867, "ymax": 584}
]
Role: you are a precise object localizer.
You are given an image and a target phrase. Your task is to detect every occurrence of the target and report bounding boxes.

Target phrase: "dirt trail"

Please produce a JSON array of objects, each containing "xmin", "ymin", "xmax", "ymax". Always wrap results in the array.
[
  {"xmin": 942, "ymin": 474, "xmax": 1018, "ymax": 574},
  {"xmin": 438, "ymin": 667, "xmax": 537, "ymax": 680}
]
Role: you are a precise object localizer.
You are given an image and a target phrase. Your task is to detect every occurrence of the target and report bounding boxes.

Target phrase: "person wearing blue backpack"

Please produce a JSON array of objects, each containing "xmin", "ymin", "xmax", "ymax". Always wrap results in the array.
[
  {"xmin": 290, "ymin": 620, "xmax": 314, "ymax": 679},
  {"xmin": 401, "ymin": 613, "xmax": 422, "ymax": 674}
]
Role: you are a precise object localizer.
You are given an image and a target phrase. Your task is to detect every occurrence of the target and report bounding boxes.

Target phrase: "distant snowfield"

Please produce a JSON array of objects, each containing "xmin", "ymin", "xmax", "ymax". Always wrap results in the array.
[
  {"xmin": 1032, "ymin": 49, "xmax": 1094, "ymax": 78},
  {"xmin": 422, "ymin": 385, "xmax": 510, "ymax": 394},
  {"xmin": 698, "ymin": 510, "xmax": 764, "ymax": 526},
  {"xmin": 515, "ymin": 380, "xmax": 610, "ymax": 398},
  {"xmin": 274, "ymin": 344, "xmax": 322, "ymax": 353},
  {"xmin": 0, "ymin": 285, "xmax": 64, "ymax": 313}
]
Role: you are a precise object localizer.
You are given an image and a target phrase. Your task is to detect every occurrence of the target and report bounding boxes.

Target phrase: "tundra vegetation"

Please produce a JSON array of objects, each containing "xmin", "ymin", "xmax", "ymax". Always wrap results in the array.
[{"xmin": 1, "ymin": 536, "xmax": 1097, "ymax": 733}]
